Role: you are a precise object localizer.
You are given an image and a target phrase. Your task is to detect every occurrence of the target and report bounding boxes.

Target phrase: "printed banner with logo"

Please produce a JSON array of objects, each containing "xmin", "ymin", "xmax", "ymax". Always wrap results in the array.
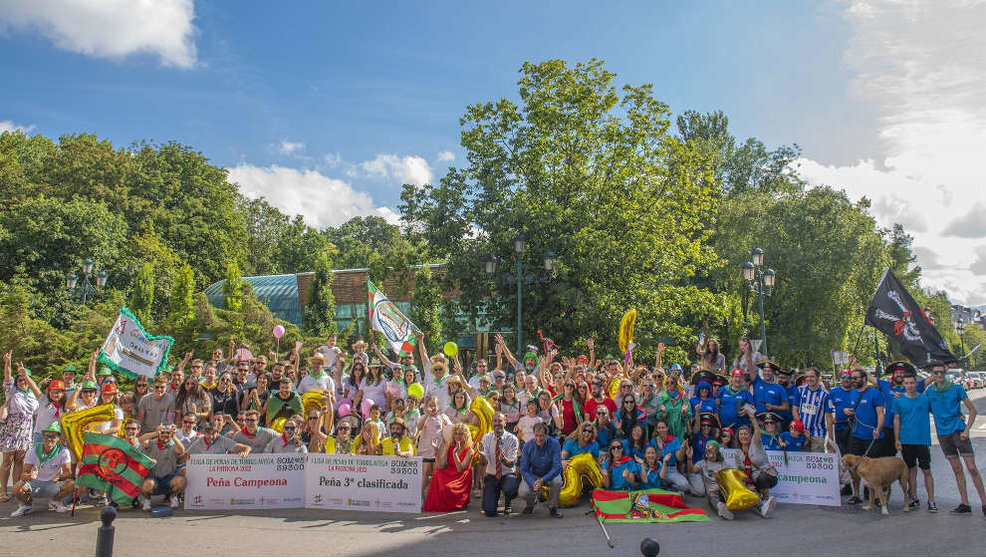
[
  {"xmin": 305, "ymin": 454, "xmax": 422, "ymax": 513},
  {"xmin": 98, "ymin": 306, "xmax": 174, "ymax": 379},
  {"xmin": 721, "ymin": 449, "xmax": 840, "ymax": 506},
  {"xmin": 184, "ymin": 454, "xmax": 306, "ymax": 510},
  {"xmin": 368, "ymin": 279, "xmax": 420, "ymax": 356}
]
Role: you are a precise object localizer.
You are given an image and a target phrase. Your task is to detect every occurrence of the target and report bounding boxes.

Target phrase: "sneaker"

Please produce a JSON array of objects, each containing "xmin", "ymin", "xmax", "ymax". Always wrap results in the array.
[
  {"xmin": 10, "ymin": 504, "xmax": 33, "ymax": 517},
  {"xmin": 928, "ymin": 502, "xmax": 939, "ymax": 513},
  {"xmin": 950, "ymin": 503, "xmax": 972, "ymax": 515},
  {"xmin": 522, "ymin": 504, "xmax": 534, "ymax": 515},
  {"xmin": 170, "ymin": 495, "xmax": 180, "ymax": 509},
  {"xmin": 758, "ymin": 496, "xmax": 777, "ymax": 518},
  {"xmin": 503, "ymin": 502, "xmax": 513, "ymax": 516},
  {"xmin": 716, "ymin": 501, "xmax": 734, "ymax": 521},
  {"xmin": 905, "ymin": 498, "xmax": 919, "ymax": 511},
  {"xmin": 48, "ymin": 500, "xmax": 70, "ymax": 513},
  {"xmin": 548, "ymin": 507, "xmax": 563, "ymax": 518},
  {"xmin": 140, "ymin": 496, "xmax": 152, "ymax": 512}
]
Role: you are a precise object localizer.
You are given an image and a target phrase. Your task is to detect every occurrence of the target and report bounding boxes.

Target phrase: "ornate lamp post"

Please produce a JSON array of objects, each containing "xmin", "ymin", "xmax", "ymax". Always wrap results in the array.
[
  {"xmin": 742, "ymin": 247, "xmax": 776, "ymax": 355},
  {"xmin": 484, "ymin": 234, "xmax": 556, "ymax": 355}
]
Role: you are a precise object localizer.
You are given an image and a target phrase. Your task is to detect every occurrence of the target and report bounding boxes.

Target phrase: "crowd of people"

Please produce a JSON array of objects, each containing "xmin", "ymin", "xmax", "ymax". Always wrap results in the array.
[{"xmin": 1, "ymin": 331, "xmax": 984, "ymax": 522}]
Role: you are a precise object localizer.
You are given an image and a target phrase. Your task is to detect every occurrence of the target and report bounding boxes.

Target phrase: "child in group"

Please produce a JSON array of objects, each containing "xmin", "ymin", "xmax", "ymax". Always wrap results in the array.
[
  {"xmin": 416, "ymin": 396, "xmax": 452, "ymax": 499},
  {"xmin": 515, "ymin": 399, "xmax": 544, "ymax": 443},
  {"xmin": 365, "ymin": 404, "xmax": 386, "ymax": 437}
]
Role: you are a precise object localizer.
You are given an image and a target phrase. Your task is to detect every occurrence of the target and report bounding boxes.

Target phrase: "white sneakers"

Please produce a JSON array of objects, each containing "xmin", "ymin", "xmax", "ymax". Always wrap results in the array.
[
  {"xmin": 140, "ymin": 496, "xmax": 152, "ymax": 511},
  {"xmin": 170, "ymin": 495, "xmax": 180, "ymax": 509},
  {"xmin": 716, "ymin": 501, "xmax": 734, "ymax": 520},
  {"xmin": 10, "ymin": 504, "xmax": 33, "ymax": 517},
  {"xmin": 758, "ymin": 496, "xmax": 777, "ymax": 518},
  {"xmin": 48, "ymin": 500, "xmax": 70, "ymax": 513}
]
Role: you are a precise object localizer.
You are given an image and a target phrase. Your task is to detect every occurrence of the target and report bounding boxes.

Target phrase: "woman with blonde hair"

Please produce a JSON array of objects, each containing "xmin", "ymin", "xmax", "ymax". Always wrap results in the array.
[
  {"xmin": 423, "ymin": 422, "xmax": 475, "ymax": 512},
  {"xmin": 355, "ymin": 421, "xmax": 382, "ymax": 455}
]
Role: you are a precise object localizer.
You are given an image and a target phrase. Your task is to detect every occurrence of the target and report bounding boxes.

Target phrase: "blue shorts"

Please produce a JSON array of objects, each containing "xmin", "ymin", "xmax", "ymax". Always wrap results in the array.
[
  {"xmin": 149, "ymin": 473, "xmax": 179, "ymax": 496},
  {"xmin": 27, "ymin": 480, "xmax": 66, "ymax": 499}
]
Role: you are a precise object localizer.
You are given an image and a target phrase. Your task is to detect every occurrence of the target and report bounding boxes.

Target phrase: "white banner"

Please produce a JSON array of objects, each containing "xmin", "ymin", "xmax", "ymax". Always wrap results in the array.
[
  {"xmin": 184, "ymin": 454, "xmax": 306, "ymax": 510},
  {"xmin": 305, "ymin": 453, "xmax": 422, "ymax": 513},
  {"xmin": 99, "ymin": 308, "xmax": 173, "ymax": 379},
  {"xmin": 721, "ymin": 449, "xmax": 841, "ymax": 506}
]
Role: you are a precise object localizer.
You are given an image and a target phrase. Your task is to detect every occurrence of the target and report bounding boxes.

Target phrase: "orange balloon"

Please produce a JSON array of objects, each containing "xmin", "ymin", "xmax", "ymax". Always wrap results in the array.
[{"xmin": 61, "ymin": 403, "xmax": 115, "ymax": 461}]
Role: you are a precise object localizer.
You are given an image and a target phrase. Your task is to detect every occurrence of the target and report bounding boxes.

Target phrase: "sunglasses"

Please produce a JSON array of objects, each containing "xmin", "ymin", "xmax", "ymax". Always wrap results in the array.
[
  {"xmin": 308, "ymin": 416, "xmax": 318, "ymax": 420},
  {"xmin": 581, "ymin": 428, "xmax": 593, "ymax": 433},
  {"xmin": 283, "ymin": 426, "xmax": 296, "ymax": 431},
  {"xmin": 183, "ymin": 420, "xmax": 196, "ymax": 424},
  {"xmin": 337, "ymin": 427, "xmax": 351, "ymax": 431},
  {"xmin": 154, "ymin": 385, "xmax": 166, "ymax": 389},
  {"xmin": 43, "ymin": 434, "xmax": 60, "ymax": 440},
  {"xmin": 243, "ymin": 418, "xmax": 258, "ymax": 423},
  {"xmin": 125, "ymin": 427, "xmax": 139, "ymax": 431},
  {"xmin": 610, "ymin": 445, "xmax": 623, "ymax": 450},
  {"xmin": 764, "ymin": 420, "xmax": 776, "ymax": 424},
  {"xmin": 565, "ymin": 384, "xmax": 575, "ymax": 388}
]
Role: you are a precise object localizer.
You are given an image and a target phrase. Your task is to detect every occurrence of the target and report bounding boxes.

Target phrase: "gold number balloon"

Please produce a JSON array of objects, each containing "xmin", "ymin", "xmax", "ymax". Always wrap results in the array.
[
  {"xmin": 301, "ymin": 392, "xmax": 326, "ymax": 421},
  {"xmin": 717, "ymin": 468, "xmax": 760, "ymax": 511},
  {"xmin": 469, "ymin": 396, "xmax": 494, "ymax": 448},
  {"xmin": 270, "ymin": 417, "xmax": 287, "ymax": 434},
  {"xmin": 543, "ymin": 452, "xmax": 605, "ymax": 507},
  {"xmin": 61, "ymin": 403, "xmax": 115, "ymax": 461}
]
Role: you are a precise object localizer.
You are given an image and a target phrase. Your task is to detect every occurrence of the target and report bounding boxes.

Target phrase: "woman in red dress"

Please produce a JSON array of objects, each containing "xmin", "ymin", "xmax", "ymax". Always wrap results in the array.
[{"xmin": 423, "ymin": 422, "xmax": 475, "ymax": 512}]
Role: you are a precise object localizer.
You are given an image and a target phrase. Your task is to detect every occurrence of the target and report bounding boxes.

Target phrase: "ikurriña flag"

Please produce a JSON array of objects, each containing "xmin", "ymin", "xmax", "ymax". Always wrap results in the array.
[
  {"xmin": 592, "ymin": 488, "xmax": 709, "ymax": 523},
  {"xmin": 864, "ymin": 268, "xmax": 956, "ymax": 369},
  {"xmin": 76, "ymin": 432, "xmax": 155, "ymax": 506}
]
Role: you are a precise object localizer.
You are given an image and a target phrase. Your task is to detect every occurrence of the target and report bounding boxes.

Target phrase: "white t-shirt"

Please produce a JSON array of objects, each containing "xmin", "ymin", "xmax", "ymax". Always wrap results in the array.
[
  {"xmin": 516, "ymin": 415, "xmax": 546, "ymax": 444},
  {"xmin": 91, "ymin": 406, "xmax": 125, "ymax": 434},
  {"xmin": 359, "ymin": 378, "xmax": 388, "ymax": 409},
  {"xmin": 315, "ymin": 345, "xmax": 339, "ymax": 370},
  {"xmin": 33, "ymin": 397, "xmax": 62, "ymax": 438},
  {"xmin": 297, "ymin": 373, "xmax": 336, "ymax": 395},
  {"xmin": 24, "ymin": 446, "xmax": 71, "ymax": 483}
]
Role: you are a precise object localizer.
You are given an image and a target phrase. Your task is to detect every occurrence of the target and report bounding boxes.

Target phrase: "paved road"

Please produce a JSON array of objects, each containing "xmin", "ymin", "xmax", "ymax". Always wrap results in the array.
[{"xmin": 3, "ymin": 390, "xmax": 986, "ymax": 556}]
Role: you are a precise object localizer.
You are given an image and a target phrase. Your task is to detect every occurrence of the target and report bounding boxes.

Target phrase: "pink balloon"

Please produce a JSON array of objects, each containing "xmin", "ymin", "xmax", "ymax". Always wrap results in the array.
[
  {"xmin": 361, "ymin": 398, "xmax": 375, "ymax": 418},
  {"xmin": 337, "ymin": 402, "xmax": 351, "ymax": 417},
  {"xmin": 272, "ymin": 324, "xmax": 286, "ymax": 339}
]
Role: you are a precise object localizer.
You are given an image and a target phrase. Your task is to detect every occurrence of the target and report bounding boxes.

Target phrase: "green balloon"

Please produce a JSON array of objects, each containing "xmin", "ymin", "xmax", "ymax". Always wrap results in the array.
[{"xmin": 443, "ymin": 341, "xmax": 458, "ymax": 357}]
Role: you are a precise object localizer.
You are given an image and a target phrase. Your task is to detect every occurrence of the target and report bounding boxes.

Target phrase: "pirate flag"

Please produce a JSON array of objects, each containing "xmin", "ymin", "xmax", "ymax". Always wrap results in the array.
[{"xmin": 864, "ymin": 268, "xmax": 956, "ymax": 369}]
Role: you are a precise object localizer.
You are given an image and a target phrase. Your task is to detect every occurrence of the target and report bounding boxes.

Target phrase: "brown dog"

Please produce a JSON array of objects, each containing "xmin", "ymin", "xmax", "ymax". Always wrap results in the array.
[{"xmin": 842, "ymin": 454, "xmax": 909, "ymax": 515}]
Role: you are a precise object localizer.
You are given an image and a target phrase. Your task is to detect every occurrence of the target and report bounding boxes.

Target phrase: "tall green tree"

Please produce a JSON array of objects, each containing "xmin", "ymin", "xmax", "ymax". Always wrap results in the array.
[
  {"xmin": 131, "ymin": 263, "xmax": 155, "ymax": 324},
  {"xmin": 302, "ymin": 251, "xmax": 337, "ymax": 336},
  {"xmin": 168, "ymin": 263, "xmax": 196, "ymax": 325},
  {"xmin": 410, "ymin": 265, "xmax": 443, "ymax": 348},
  {"xmin": 222, "ymin": 262, "xmax": 243, "ymax": 312},
  {"xmin": 401, "ymin": 59, "xmax": 724, "ymax": 358}
]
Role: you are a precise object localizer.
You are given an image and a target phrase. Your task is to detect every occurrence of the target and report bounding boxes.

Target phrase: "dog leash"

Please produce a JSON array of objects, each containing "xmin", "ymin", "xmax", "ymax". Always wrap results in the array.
[{"xmin": 848, "ymin": 437, "xmax": 879, "ymax": 473}]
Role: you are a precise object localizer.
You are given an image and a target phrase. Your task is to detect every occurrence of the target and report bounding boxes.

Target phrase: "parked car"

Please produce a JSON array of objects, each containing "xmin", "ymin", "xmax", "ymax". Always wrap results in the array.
[{"xmin": 966, "ymin": 371, "xmax": 983, "ymax": 389}]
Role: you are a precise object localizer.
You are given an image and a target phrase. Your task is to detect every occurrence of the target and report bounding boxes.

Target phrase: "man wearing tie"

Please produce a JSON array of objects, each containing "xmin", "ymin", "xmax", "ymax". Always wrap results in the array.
[{"xmin": 480, "ymin": 412, "xmax": 519, "ymax": 517}]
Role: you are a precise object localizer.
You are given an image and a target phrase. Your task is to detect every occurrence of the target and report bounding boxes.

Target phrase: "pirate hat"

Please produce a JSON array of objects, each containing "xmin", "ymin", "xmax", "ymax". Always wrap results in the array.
[
  {"xmin": 698, "ymin": 412, "xmax": 721, "ymax": 429},
  {"xmin": 756, "ymin": 411, "xmax": 783, "ymax": 424},
  {"xmin": 885, "ymin": 361, "xmax": 918, "ymax": 376},
  {"xmin": 756, "ymin": 359, "xmax": 783, "ymax": 372},
  {"xmin": 691, "ymin": 369, "xmax": 717, "ymax": 386}
]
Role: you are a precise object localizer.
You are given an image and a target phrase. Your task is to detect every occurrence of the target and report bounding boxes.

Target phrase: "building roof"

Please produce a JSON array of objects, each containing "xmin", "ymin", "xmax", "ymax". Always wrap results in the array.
[{"xmin": 204, "ymin": 274, "xmax": 303, "ymax": 325}]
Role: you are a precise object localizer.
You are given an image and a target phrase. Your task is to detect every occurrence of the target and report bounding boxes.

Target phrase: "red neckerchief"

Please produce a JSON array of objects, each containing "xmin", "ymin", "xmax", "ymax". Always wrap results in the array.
[
  {"xmin": 157, "ymin": 439, "xmax": 173, "ymax": 450},
  {"xmin": 609, "ymin": 455, "xmax": 632, "ymax": 469},
  {"xmin": 280, "ymin": 433, "xmax": 290, "ymax": 447},
  {"xmin": 241, "ymin": 427, "xmax": 255, "ymax": 438},
  {"xmin": 203, "ymin": 437, "xmax": 213, "ymax": 451},
  {"xmin": 663, "ymin": 435, "xmax": 675, "ymax": 445},
  {"xmin": 51, "ymin": 400, "xmax": 62, "ymax": 418}
]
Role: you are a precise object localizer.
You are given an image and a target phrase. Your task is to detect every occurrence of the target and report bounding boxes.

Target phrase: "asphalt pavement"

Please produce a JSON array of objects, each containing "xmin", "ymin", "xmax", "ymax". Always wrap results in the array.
[{"xmin": 2, "ymin": 390, "xmax": 986, "ymax": 556}]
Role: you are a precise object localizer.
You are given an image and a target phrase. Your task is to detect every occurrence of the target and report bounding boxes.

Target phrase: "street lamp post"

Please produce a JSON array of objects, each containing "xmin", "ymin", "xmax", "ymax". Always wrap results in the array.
[
  {"xmin": 955, "ymin": 318, "xmax": 966, "ymax": 360},
  {"xmin": 65, "ymin": 258, "xmax": 109, "ymax": 306},
  {"xmin": 484, "ymin": 234, "xmax": 556, "ymax": 356},
  {"xmin": 742, "ymin": 247, "xmax": 776, "ymax": 355}
]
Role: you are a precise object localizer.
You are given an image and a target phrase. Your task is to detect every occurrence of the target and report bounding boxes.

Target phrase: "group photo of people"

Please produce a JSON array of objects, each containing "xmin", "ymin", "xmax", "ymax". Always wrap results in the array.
[{"xmin": 3, "ymin": 328, "xmax": 983, "ymax": 524}]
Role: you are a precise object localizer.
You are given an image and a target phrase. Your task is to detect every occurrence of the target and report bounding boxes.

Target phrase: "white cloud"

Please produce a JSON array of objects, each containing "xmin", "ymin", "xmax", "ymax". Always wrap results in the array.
[
  {"xmin": 437, "ymin": 150, "xmax": 455, "ymax": 163},
  {"xmin": 226, "ymin": 164, "xmax": 399, "ymax": 230},
  {"xmin": 0, "ymin": 0, "xmax": 197, "ymax": 68},
  {"xmin": 278, "ymin": 140, "xmax": 305, "ymax": 155},
  {"xmin": 797, "ymin": 0, "xmax": 986, "ymax": 305},
  {"xmin": 359, "ymin": 154, "xmax": 433, "ymax": 186},
  {"xmin": 0, "ymin": 120, "xmax": 34, "ymax": 134}
]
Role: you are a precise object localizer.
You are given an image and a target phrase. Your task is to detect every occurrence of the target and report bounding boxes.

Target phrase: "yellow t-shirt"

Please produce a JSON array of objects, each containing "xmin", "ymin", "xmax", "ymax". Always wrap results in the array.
[
  {"xmin": 323, "ymin": 437, "xmax": 360, "ymax": 454},
  {"xmin": 381, "ymin": 436, "xmax": 416, "ymax": 456}
]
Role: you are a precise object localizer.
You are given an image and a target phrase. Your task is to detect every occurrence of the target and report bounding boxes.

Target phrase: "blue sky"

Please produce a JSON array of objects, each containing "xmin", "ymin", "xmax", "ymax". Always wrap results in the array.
[{"xmin": 1, "ymin": 1, "xmax": 984, "ymax": 303}]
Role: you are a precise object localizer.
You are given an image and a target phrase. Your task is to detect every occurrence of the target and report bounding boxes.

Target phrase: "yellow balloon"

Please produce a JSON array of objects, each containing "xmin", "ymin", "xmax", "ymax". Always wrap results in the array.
[
  {"xmin": 608, "ymin": 378, "xmax": 620, "ymax": 400},
  {"xmin": 543, "ymin": 452, "xmax": 604, "ymax": 507},
  {"xmin": 61, "ymin": 403, "xmax": 115, "ymax": 461},
  {"xmin": 302, "ymin": 392, "xmax": 326, "ymax": 421},
  {"xmin": 618, "ymin": 309, "xmax": 637, "ymax": 355},
  {"xmin": 270, "ymin": 417, "xmax": 287, "ymax": 434},
  {"xmin": 717, "ymin": 468, "xmax": 760, "ymax": 511}
]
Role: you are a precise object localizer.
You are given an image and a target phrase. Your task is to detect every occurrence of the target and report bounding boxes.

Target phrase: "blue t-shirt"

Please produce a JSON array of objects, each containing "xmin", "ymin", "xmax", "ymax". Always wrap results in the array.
[
  {"xmin": 877, "ymin": 379, "xmax": 896, "ymax": 427},
  {"xmin": 779, "ymin": 431, "xmax": 805, "ymax": 452},
  {"xmin": 656, "ymin": 436, "xmax": 682, "ymax": 467},
  {"xmin": 891, "ymin": 393, "xmax": 932, "ymax": 445},
  {"xmin": 762, "ymin": 433, "xmax": 784, "ymax": 450},
  {"xmin": 717, "ymin": 386, "xmax": 755, "ymax": 429},
  {"xmin": 753, "ymin": 377, "xmax": 788, "ymax": 415},
  {"xmin": 689, "ymin": 396, "xmax": 718, "ymax": 417},
  {"xmin": 596, "ymin": 426, "xmax": 615, "ymax": 450},
  {"xmin": 828, "ymin": 387, "xmax": 858, "ymax": 431},
  {"xmin": 622, "ymin": 439, "xmax": 652, "ymax": 461},
  {"xmin": 925, "ymin": 383, "xmax": 968, "ymax": 436},
  {"xmin": 779, "ymin": 384, "xmax": 797, "ymax": 424},
  {"xmin": 850, "ymin": 387, "xmax": 885, "ymax": 440},
  {"xmin": 640, "ymin": 464, "xmax": 663, "ymax": 489},
  {"xmin": 605, "ymin": 458, "xmax": 637, "ymax": 490},
  {"xmin": 562, "ymin": 438, "xmax": 600, "ymax": 459}
]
